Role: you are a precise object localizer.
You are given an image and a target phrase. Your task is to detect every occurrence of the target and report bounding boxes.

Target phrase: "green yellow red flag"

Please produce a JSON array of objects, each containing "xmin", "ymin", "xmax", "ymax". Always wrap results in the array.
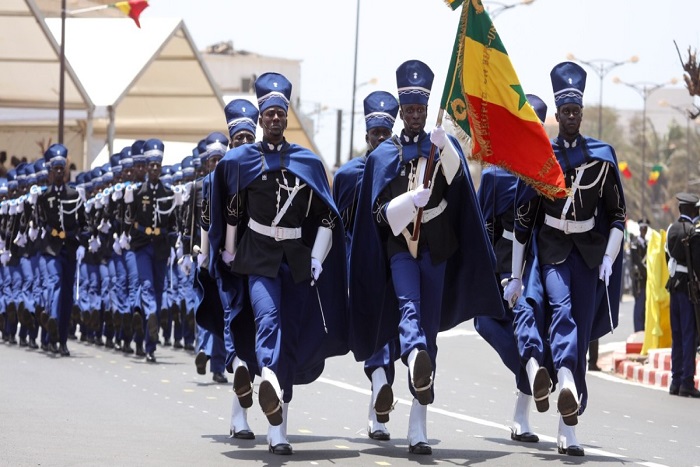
[
  {"xmin": 440, "ymin": 0, "xmax": 567, "ymax": 199},
  {"xmin": 113, "ymin": 0, "xmax": 149, "ymax": 28},
  {"xmin": 443, "ymin": 0, "xmax": 465, "ymax": 11}
]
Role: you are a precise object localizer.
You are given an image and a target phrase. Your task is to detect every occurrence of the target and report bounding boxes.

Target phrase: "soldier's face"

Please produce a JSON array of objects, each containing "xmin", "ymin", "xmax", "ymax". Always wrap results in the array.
[
  {"xmin": 231, "ymin": 131, "xmax": 255, "ymax": 148},
  {"xmin": 399, "ymin": 104, "xmax": 427, "ymax": 136},
  {"xmin": 259, "ymin": 107, "xmax": 287, "ymax": 141},
  {"xmin": 49, "ymin": 164, "xmax": 65, "ymax": 186},
  {"xmin": 555, "ymin": 104, "xmax": 583, "ymax": 138},
  {"xmin": 366, "ymin": 126, "xmax": 392, "ymax": 151},
  {"xmin": 148, "ymin": 162, "xmax": 161, "ymax": 181}
]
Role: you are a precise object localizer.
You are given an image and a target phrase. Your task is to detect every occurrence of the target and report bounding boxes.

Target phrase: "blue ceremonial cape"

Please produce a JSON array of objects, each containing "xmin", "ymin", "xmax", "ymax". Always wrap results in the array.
[
  {"xmin": 205, "ymin": 141, "xmax": 349, "ymax": 384},
  {"xmin": 348, "ymin": 133, "xmax": 506, "ymax": 362},
  {"xmin": 477, "ymin": 165, "xmax": 518, "ymax": 222},
  {"xmin": 332, "ymin": 155, "xmax": 365, "ymax": 250}
]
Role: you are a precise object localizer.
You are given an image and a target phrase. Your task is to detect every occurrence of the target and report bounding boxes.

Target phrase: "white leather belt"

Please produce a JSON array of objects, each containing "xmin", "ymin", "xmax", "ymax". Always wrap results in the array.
[
  {"xmin": 421, "ymin": 199, "xmax": 447, "ymax": 224},
  {"xmin": 248, "ymin": 218, "xmax": 302, "ymax": 241},
  {"xmin": 675, "ymin": 264, "xmax": 688, "ymax": 273},
  {"xmin": 502, "ymin": 229, "xmax": 514, "ymax": 241},
  {"xmin": 544, "ymin": 214, "xmax": 595, "ymax": 234}
]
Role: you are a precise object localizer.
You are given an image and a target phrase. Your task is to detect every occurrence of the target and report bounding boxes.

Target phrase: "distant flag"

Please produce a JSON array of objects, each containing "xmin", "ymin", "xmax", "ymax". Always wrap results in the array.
[
  {"xmin": 113, "ymin": 0, "xmax": 149, "ymax": 28},
  {"xmin": 647, "ymin": 164, "xmax": 663, "ymax": 186},
  {"xmin": 439, "ymin": 0, "xmax": 567, "ymax": 198},
  {"xmin": 619, "ymin": 161, "xmax": 632, "ymax": 179}
]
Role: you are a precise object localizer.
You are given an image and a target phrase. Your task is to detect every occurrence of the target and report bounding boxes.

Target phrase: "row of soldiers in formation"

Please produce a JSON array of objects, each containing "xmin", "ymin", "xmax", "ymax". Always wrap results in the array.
[{"xmin": 1, "ymin": 58, "xmax": 632, "ymax": 458}]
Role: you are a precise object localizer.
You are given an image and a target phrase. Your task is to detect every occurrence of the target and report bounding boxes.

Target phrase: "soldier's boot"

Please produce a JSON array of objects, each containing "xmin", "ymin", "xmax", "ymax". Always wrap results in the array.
[
  {"xmin": 6, "ymin": 302, "xmax": 17, "ymax": 326},
  {"xmin": 132, "ymin": 309, "xmax": 144, "ymax": 342},
  {"xmin": 135, "ymin": 340, "xmax": 146, "ymax": 357}
]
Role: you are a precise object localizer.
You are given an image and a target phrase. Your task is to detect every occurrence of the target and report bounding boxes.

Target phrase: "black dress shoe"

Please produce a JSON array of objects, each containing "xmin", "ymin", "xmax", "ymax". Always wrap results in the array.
[
  {"xmin": 162, "ymin": 338, "xmax": 171, "ymax": 347},
  {"xmin": 28, "ymin": 338, "xmax": 38, "ymax": 350},
  {"xmin": 48, "ymin": 342, "xmax": 59, "ymax": 354},
  {"xmin": 268, "ymin": 443, "xmax": 293, "ymax": 455},
  {"xmin": 19, "ymin": 337, "xmax": 28, "ymax": 347},
  {"xmin": 510, "ymin": 431, "xmax": 539, "ymax": 443},
  {"xmin": 558, "ymin": 444, "xmax": 585, "ymax": 456},
  {"xmin": 679, "ymin": 386, "xmax": 700, "ymax": 398},
  {"xmin": 368, "ymin": 429, "xmax": 390, "ymax": 441},
  {"xmin": 532, "ymin": 367, "xmax": 551, "ymax": 412},
  {"xmin": 230, "ymin": 429, "xmax": 255, "ymax": 440},
  {"xmin": 59, "ymin": 343, "xmax": 70, "ymax": 357},
  {"xmin": 47, "ymin": 317, "xmax": 59, "ymax": 344},
  {"xmin": 195, "ymin": 350, "xmax": 209, "ymax": 375},
  {"xmin": 374, "ymin": 384, "xmax": 394, "ymax": 423},
  {"xmin": 669, "ymin": 384, "xmax": 680, "ymax": 395},
  {"xmin": 408, "ymin": 441, "xmax": 432, "ymax": 455},
  {"xmin": 184, "ymin": 342, "xmax": 195, "ymax": 352},
  {"xmin": 411, "ymin": 349, "xmax": 433, "ymax": 405},
  {"xmin": 41, "ymin": 343, "xmax": 49, "ymax": 352},
  {"xmin": 212, "ymin": 372, "xmax": 228, "ymax": 384},
  {"xmin": 147, "ymin": 314, "xmax": 159, "ymax": 342},
  {"xmin": 588, "ymin": 364, "xmax": 602, "ymax": 372},
  {"xmin": 135, "ymin": 342, "xmax": 146, "ymax": 357},
  {"xmin": 233, "ymin": 365, "xmax": 254, "ymax": 409},
  {"xmin": 173, "ymin": 340, "xmax": 184, "ymax": 349},
  {"xmin": 259, "ymin": 380, "xmax": 283, "ymax": 426},
  {"xmin": 145, "ymin": 352, "xmax": 157, "ymax": 363}
]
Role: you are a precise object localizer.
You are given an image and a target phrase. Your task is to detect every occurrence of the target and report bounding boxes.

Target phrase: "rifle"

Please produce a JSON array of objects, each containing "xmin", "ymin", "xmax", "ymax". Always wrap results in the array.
[
  {"xmin": 409, "ymin": 109, "xmax": 444, "ymax": 252},
  {"xmin": 681, "ymin": 231, "xmax": 700, "ymax": 338}
]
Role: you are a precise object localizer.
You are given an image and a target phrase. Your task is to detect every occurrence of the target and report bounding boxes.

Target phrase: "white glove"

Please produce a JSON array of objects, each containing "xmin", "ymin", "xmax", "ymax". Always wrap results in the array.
[
  {"xmin": 411, "ymin": 185, "xmax": 430, "ymax": 208},
  {"xmin": 112, "ymin": 189, "xmax": 123, "ymax": 202},
  {"xmin": 221, "ymin": 249, "xmax": 235, "ymax": 266},
  {"xmin": 0, "ymin": 250, "xmax": 9, "ymax": 265},
  {"xmin": 119, "ymin": 232, "xmax": 131, "ymax": 250},
  {"xmin": 98, "ymin": 219, "xmax": 111, "ymax": 234},
  {"xmin": 174, "ymin": 190, "xmax": 183, "ymax": 207},
  {"xmin": 0, "ymin": 239, "xmax": 5, "ymax": 251},
  {"xmin": 502, "ymin": 277, "xmax": 523, "ymax": 308},
  {"xmin": 311, "ymin": 257, "xmax": 323, "ymax": 282},
  {"xmin": 124, "ymin": 185, "xmax": 134, "ymax": 204},
  {"xmin": 13, "ymin": 232, "xmax": 27, "ymax": 248},
  {"xmin": 112, "ymin": 237, "xmax": 122, "ymax": 255},
  {"xmin": 430, "ymin": 125, "xmax": 448, "ymax": 149},
  {"xmin": 179, "ymin": 254, "xmax": 193, "ymax": 275},
  {"xmin": 76, "ymin": 245, "xmax": 86, "ymax": 263},
  {"xmin": 28, "ymin": 224, "xmax": 39, "ymax": 242},
  {"xmin": 181, "ymin": 182, "xmax": 193, "ymax": 203},
  {"xmin": 0, "ymin": 203, "xmax": 7, "ymax": 215},
  {"xmin": 15, "ymin": 201, "xmax": 23, "ymax": 214},
  {"xmin": 175, "ymin": 236, "xmax": 184, "ymax": 259},
  {"xmin": 29, "ymin": 192, "xmax": 38, "ymax": 205},
  {"xmin": 197, "ymin": 251, "xmax": 209, "ymax": 269},
  {"xmin": 88, "ymin": 235, "xmax": 101, "ymax": 253},
  {"xmin": 599, "ymin": 254, "xmax": 613, "ymax": 286}
]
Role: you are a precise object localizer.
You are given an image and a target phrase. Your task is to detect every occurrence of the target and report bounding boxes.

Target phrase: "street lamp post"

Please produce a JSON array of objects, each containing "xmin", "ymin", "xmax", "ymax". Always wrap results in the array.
[
  {"xmin": 614, "ymin": 77, "xmax": 678, "ymax": 217},
  {"xmin": 349, "ymin": 0, "xmax": 361, "ymax": 161},
  {"xmin": 484, "ymin": 0, "xmax": 536, "ymax": 18},
  {"xmin": 567, "ymin": 54, "xmax": 638, "ymax": 139},
  {"xmin": 58, "ymin": 0, "xmax": 67, "ymax": 144}
]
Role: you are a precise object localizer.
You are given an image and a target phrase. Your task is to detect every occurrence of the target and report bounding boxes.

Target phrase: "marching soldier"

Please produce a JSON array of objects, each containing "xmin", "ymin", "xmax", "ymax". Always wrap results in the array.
[
  {"xmin": 37, "ymin": 144, "xmax": 86, "ymax": 357},
  {"xmin": 505, "ymin": 62, "xmax": 627, "ymax": 455},
  {"xmin": 124, "ymin": 138, "xmax": 177, "ymax": 363},
  {"xmin": 631, "ymin": 218, "xmax": 650, "ymax": 332},
  {"xmin": 333, "ymin": 90, "xmax": 400, "ymax": 441}
]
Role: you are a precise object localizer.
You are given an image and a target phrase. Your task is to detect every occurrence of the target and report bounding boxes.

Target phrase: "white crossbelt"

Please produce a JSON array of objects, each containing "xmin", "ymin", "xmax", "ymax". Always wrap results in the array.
[
  {"xmin": 421, "ymin": 199, "xmax": 448, "ymax": 224},
  {"xmin": 248, "ymin": 218, "xmax": 302, "ymax": 241},
  {"xmin": 502, "ymin": 229, "xmax": 514, "ymax": 241},
  {"xmin": 544, "ymin": 213, "xmax": 595, "ymax": 234}
]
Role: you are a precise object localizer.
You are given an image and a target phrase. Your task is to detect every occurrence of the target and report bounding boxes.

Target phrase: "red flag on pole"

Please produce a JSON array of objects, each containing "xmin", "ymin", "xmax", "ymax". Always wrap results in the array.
[{"xmin": 113, "ymin": 0, "xmax": 149, "ymax": 28}]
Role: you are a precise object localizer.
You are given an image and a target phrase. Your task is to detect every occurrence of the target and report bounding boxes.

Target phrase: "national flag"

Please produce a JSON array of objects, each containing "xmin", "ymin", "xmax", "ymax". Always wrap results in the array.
[
  {"xmin": 440, "ymin": 1, "xmax": 567, "ymax": 199},
  {"xmin": 619, "ymin": 161, "xmax": 632, "ymax": 179},
  {"xmin": 647, "ymin": 164, "xmax": 663, "ymax": 186},
  {"xmin": 112, "ymin": 0, "xmax": 149, "ymax": 28}
]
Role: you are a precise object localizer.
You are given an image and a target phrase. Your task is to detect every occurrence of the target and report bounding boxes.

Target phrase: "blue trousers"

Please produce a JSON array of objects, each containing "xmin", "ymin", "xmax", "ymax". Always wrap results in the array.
[
  {"xmin": 197, "ymin": 325, "xmax": 226, "ymax": 373},
  {"xmin": 123, "ymin": 250, "xmax": 140, "ymax": 313},
  {"xmin": 390, "ymin": 249, "xmax": 444, "ymax": 402},
  {"xmin": 135, "ymin": 244, "xmax": 167, "ymax": 353},
  {"xmin": 669, "ymin": 291, "xmax": 699, "ymax": 389},
  {"xmin": 249, "ymin": 262, "xmax": 309, "ymax": 403},
  {"xmin": 475, "ymin": 272, "xmax": 531, "ymax": 395},
  {"xmin": 363, "ymin": 340, "xmax": 398, "ymax": 385},
  {"xmin": 633, "ymin": 288, "xmax": 646, "ymax": 332},
  {"xmin": 43, "ymin": 251, "xmax": 77, "ymax": 344}
]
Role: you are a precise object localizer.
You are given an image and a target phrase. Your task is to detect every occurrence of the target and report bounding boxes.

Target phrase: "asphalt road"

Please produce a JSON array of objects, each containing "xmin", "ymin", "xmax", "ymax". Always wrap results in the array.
[{"xmin": 1, "ymin": 298, "xmax": 699, "ymax": 466}]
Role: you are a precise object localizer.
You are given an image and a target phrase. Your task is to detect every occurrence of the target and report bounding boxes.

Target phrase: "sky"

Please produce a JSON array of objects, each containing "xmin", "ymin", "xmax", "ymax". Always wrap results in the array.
[{"xmin": 144, "ymin": 0, "xmax": 700, "ymax": 167}]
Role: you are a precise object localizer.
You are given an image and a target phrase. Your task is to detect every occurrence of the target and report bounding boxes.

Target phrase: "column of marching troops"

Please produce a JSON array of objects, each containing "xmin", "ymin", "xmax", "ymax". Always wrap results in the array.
[{"xmin": 9, "ymin": 57, "xmax": 694, "ymax": 460}]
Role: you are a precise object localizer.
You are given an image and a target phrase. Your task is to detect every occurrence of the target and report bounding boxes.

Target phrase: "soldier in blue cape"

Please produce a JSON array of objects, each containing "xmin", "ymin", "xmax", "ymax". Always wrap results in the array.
[
  {"xmin": 348, "ymin": 59, "xmax": 504, "ymax": 455},
  {"xmin": 474, "ymin": 94, "xmax": 549, "ymax": 444},
  {"xmin": 207, "ymin": 72, "xmax": 348, "ymax": 455},
  {"xmin": 333, "ymin": 90, "xmax": 400, "ymax": 441},
  {"xmin": 504, "ymin": 62, "xmax": 626, "ymax": 456}
]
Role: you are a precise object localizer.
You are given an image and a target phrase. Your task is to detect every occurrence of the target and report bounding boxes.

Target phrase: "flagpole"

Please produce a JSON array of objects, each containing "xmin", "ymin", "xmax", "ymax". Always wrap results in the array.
[{"xmin": 58, "ymin": 0, "xmax": 66, "ymax": 144}]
